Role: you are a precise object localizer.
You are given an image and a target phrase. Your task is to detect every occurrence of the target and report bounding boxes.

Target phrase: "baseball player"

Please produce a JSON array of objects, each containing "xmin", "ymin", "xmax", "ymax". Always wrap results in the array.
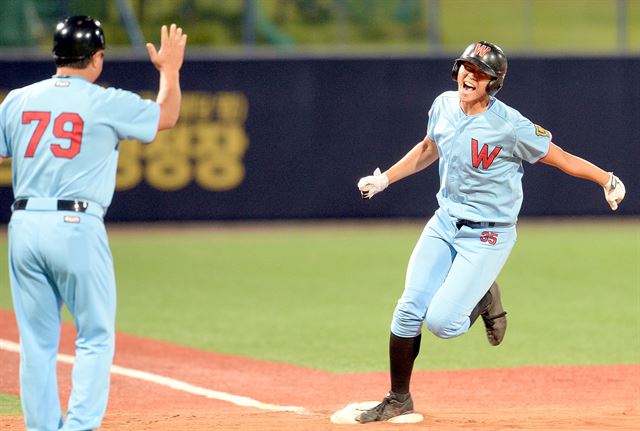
[
  {"xmin": 355, "ymin": 41, "xmax": 626, "ymax": 423},
  {"xmin": 0, "ymin": 16, "xmax": 186, "ymax": 430}
]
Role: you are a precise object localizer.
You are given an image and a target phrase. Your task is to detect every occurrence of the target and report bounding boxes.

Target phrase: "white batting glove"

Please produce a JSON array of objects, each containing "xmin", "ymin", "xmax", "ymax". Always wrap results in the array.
[
  {"xmin": 602, "ymin": 172, "xmax": 625, "ymax": 211},
  {"xmin": 357, "ymin": 168, "xmax": 389, "ymax": 199}
]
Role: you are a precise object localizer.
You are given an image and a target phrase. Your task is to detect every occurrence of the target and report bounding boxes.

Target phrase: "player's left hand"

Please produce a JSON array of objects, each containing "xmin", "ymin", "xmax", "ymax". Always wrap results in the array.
[
  {"xmin": 357, "ymin": 168, "xmax": 389, "ymax": 199},
  {"xmin": 146, "ymin": 24, "xmax": 187, "ymax": 73},
  {"xmin": 603, "ymin": 172, "xmax": 625, "ymax": 210}
]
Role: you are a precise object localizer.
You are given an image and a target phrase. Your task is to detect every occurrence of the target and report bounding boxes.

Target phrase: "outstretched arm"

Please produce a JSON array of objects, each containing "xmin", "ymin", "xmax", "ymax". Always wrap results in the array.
[
  {"xmin": 540, "ymin": 143, "xmax": 626, "ymax": 210},
  {"xmin": 386, "ymin": 135, "xmax": 439, "ymax": 184},
  {"xmin": 358, "ymin": 136, "xmax": 439, "ymax": 199},
  {"xmin": 146, "ymin": 24, "xmax": 188, "ymax": 131}
]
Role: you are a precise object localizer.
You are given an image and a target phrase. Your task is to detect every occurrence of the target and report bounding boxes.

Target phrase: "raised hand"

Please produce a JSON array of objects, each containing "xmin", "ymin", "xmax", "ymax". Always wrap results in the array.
[{"xmin": 146, "ymin": 24, "xmax": 187, "ymax": 73}]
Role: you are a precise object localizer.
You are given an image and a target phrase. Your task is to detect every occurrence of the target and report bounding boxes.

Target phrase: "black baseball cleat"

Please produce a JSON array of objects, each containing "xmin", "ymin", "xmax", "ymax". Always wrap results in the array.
[
  {"xmin": 356, "ymin": 391, "xmax": 414, "ymax": 423},
  {"xmin": 481, "ymin": 282, "xmax": 507, "ymax": 346}
]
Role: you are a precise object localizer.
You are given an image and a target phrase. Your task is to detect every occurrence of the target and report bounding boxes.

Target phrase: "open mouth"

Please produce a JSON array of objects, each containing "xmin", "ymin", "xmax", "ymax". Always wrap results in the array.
[{"xmin": 463, "ymin": 81, "xmax": 476, "ymax": 91}]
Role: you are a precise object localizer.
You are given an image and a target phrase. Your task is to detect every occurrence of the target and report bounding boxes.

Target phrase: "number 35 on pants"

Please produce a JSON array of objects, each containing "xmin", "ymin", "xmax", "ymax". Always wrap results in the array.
[{"xmin": 480, "ymin": 231, "xmax": 499, "ymax": 245}]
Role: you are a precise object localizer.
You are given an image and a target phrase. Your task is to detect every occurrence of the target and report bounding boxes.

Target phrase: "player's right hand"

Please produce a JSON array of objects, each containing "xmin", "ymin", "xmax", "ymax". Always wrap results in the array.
[
  {"xmin": 146, "ymin": 24, "xmax": 187, "ymax": 73},
  {"xmin": 603, "ymin": 172, "xmax": 625, "ymax": 210},
  {"xmin": 357, "ymin": 168, "xmax": 389, "ymax": 199}
]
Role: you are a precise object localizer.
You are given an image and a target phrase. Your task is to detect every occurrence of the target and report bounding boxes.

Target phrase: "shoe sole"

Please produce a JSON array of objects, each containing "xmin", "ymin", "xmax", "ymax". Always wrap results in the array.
[{"xmin": 483, "ymin": 283, "xmax": 507, "ymax": 346}]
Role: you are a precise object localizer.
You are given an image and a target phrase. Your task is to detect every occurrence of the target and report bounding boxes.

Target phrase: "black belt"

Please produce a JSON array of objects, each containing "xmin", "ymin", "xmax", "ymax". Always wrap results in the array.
[
  {"xmin": 14, "ymin": 199, "xmax": 89, "ymax": 212},
  {"xmin": 456, "ymin": 219, "xmax": 506, "ymax": 229}
]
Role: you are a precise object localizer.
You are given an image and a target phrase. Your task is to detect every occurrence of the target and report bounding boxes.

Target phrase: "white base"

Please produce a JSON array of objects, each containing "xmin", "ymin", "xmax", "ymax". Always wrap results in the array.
[{"xmin": 330, "ymin": 401, "xmax": 424, "ymax": 424}]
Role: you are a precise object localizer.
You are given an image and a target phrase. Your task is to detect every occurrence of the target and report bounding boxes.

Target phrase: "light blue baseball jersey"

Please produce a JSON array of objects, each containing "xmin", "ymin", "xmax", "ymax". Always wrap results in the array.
[
  {"xmin": 426, "ymin": 91, "xmax": 552, "ymax": 224},
  {"xmin": 0, "ymin": 75, "xmax": 159, "ymax": 208}
]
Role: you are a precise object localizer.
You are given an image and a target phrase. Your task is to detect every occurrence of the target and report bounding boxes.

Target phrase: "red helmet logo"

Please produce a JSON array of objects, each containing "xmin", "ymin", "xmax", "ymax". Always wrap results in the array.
[{"xmin": 474, "ymin": 43, "xmax": 491, "ymax": 57}]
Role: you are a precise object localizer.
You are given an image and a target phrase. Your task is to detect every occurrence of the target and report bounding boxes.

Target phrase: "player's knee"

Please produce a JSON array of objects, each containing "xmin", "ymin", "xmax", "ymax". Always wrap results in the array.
[
  {"xmin": 76, "ymin": 323, "xmax": 115, "ymax": 352},
  {"xmin": 391, "ymin": 306, "xmax": 423, "ymax": 338},
  {"xmin": 425, "ymin": 309, "xmax": 467, "ymax": 339}
]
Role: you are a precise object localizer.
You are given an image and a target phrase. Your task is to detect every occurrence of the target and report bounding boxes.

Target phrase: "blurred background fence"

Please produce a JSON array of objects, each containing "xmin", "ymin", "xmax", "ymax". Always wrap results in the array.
[
  {"xmin": 1, "ymin": 0, "xmax": 638, "ymax": 54},
  {"xmin": 0, "ymin": 0, "xmax": 638, "ymax": 222}
]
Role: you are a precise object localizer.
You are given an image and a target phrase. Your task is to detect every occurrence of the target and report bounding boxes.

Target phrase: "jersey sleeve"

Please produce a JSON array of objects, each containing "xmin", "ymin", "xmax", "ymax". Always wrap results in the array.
[
  {"xmin": 0, "ymin": 93, "xmax": 12, "ymax": 158},
  {"xmin": 512, "ymin": 115, "xmax": 552, "ymax": 164},
  {"xmin": 102, "ymin": 88, "xmax": 160, "ymax": 143},
  {"xmin": 425, "ymin": 95, "xmax": 442, "ymax": 141}
]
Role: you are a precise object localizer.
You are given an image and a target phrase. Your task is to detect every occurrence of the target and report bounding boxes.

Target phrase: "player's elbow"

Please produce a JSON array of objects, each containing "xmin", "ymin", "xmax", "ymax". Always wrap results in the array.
[
  {"xmin": 157, "ymin": 95, "xmax": 182, "ymax": 131},
  {"xmin": 157, "ymin": 111, "xmax": 180, "ymax": 131}
]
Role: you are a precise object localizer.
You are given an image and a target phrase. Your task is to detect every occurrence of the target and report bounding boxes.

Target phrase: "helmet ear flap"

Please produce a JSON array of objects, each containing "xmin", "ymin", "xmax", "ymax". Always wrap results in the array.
[
  {"xmin": 487, "ymin": 77, "xmax": 504, "ymax": 96},
  {"xmin": 487, "ymin": 78, "xmax": 497, "ymax": 94},
  {"xmin": 451, "ymin": 60, "xmax": 461, "ymax": 82}
]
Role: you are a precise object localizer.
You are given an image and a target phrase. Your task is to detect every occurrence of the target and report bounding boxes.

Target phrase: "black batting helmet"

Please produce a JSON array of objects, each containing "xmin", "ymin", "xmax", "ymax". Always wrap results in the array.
[
  {"xmin": 53, "ymin": 16, "xmax": 105, "ymax": 65},
  {"xmin": 451, "ymin": 41, "xmax": 508, "ymax": 96}
]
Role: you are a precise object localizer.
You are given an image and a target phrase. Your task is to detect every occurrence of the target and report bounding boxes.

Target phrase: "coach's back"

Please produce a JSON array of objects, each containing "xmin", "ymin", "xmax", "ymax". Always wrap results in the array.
[{"xmin": 0, "ymin": 75, "xmax": 158, "ymax": 208}]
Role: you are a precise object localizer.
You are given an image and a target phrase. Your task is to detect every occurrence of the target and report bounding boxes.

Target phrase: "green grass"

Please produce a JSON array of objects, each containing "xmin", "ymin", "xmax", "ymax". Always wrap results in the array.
[
  {"xmin": 0, "ymin": 219, "xmax": 638, "ymax": 376},
  {"xmin": 0, "ymin": 393, "xmax": 21, "ymax": 415}
]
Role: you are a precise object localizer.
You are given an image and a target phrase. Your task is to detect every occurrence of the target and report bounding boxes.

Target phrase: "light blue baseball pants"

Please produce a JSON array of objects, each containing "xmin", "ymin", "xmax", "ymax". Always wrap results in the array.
[
  {"xmin": 391, "ymin": 208, "xmax": 517, "ymax": 338},
  {"xmin": 8, "ymin": 200, "xmax": 115, "ymax": 431}
]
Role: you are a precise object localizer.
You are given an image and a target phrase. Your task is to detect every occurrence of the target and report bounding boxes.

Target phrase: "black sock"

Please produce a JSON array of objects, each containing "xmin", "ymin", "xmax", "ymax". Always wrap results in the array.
[{"xmin": 389, "ymin": 332, "xmax": 421, "ymax": 395}]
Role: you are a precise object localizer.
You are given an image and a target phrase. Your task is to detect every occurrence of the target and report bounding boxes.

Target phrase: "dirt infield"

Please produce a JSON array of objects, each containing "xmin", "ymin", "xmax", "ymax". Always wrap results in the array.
[{"xmin": 1, "ymin": 309, "xmax": 638, "ymax": 430}]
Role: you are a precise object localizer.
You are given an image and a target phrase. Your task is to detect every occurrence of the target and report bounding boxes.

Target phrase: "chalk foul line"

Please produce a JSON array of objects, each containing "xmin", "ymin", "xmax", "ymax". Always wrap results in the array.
[{"xmin": 0, "ymin": 338, "xmax": 307, "ymax": 414}]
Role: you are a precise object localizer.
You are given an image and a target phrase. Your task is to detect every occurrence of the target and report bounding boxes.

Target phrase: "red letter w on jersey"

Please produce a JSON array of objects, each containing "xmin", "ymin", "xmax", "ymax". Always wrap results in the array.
[{"xmin": 471, "ymin": 138, "xmax": 502, "ymax": 169}]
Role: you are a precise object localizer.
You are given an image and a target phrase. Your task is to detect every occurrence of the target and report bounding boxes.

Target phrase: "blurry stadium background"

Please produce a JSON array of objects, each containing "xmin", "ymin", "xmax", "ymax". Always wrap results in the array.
[
  {"xmin": 1, "ymin": 0, "xmax": 639, "ymax": 54},
  {"xmin": 0, "ymin": 0, "xmax": 638, "ymax": 222},
  {"xmin": 1, "ymin": 0, "xmax": 638, "ymax": 223}
]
